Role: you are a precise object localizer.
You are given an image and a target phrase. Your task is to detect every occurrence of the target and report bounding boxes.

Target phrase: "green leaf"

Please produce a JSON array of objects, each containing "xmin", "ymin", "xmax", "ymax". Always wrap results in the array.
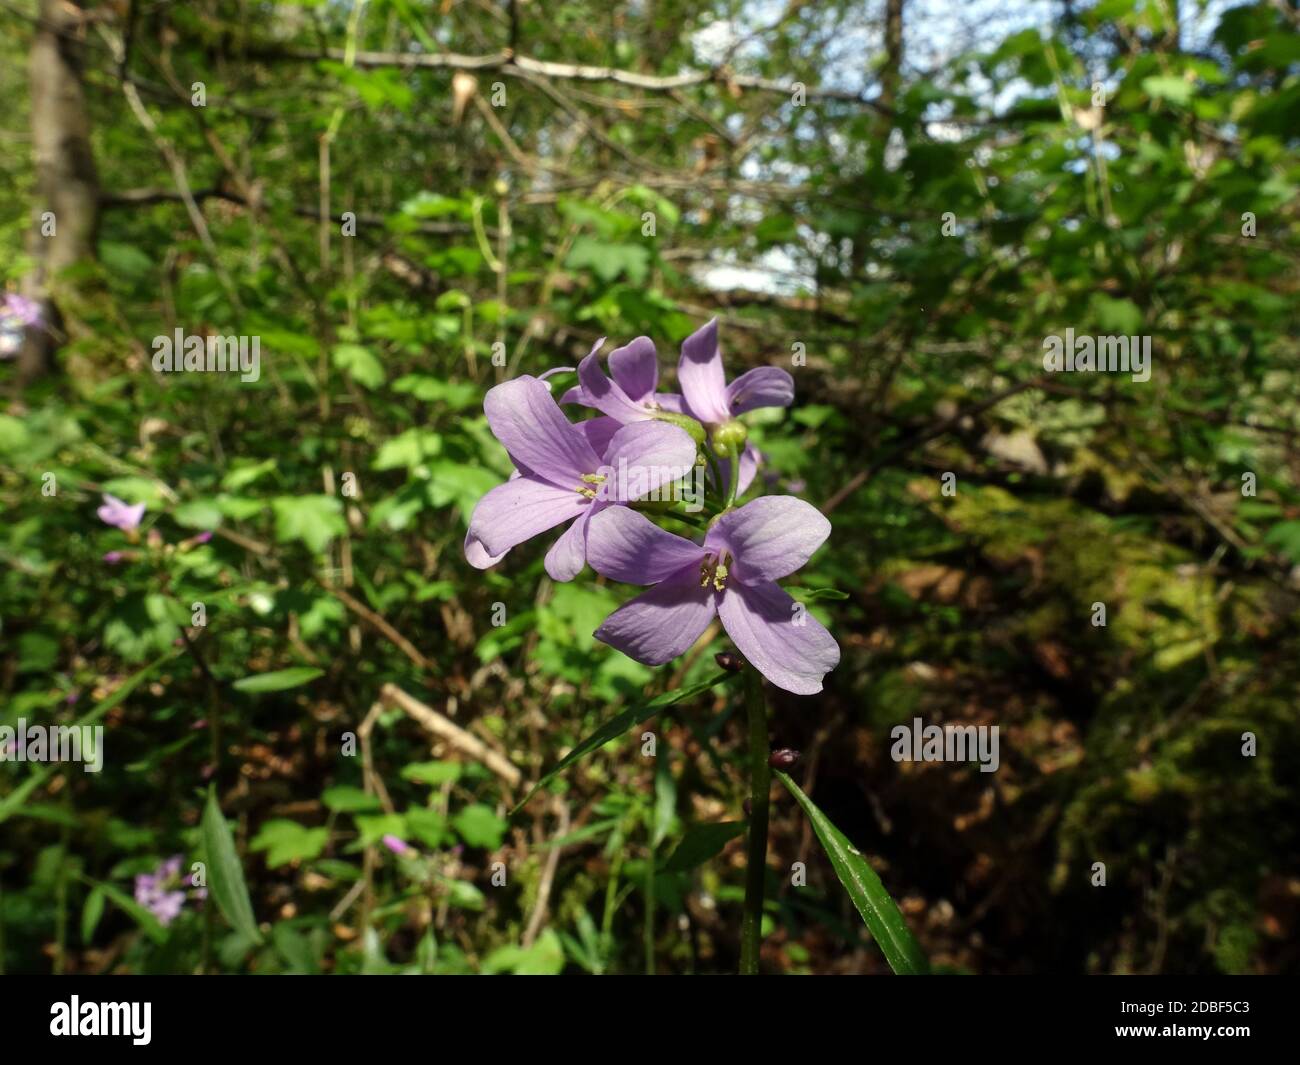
[
  {"xmin": 273, "ymin": 923, "xmax": 320, "ymax": 973},
  {"xmin": 401, "ymin": 760, "xmax": 463, "ymax": 786},
  {"xmin": 1264, "ymin": 520, "xmax": 1300, "ymax": 564},
  {"xmin": 80, "ymin": 877, "xmax": 168, "ymax": 945},
  {"xmin": 250, "ymin": 819, "xmax": 330, "ymax": 868},
  {"xmin": 664, "ymin": 821, "xmax": 745, "ymax": 873},
  {"xmin": 776, "ymin": 772, "xmax": 927, "ymax": 974},
  {"xmin": 482, "ymin": 928, "xmax": 565, "ymax": 975},
  {"xmin": 785, "ymin": 586, "xmax": 850, "ymax": 602},
  {"xmin": 221, "ymin": 458, "xmax": 277, "ymax": 491},
  {"xmin": 1142, "ymin": 75, "xmax": 1193, "ymax": 106},
  {"xmin": 452, "ymin": 804, "xmax": 507, "ymax": 849},
  {"xmin": 201, "ymin": 789, "xmax": 264, "ymax": 943},
  {"xmin": 82, "ymin": 885, "xmax": 106, "ymax": 944},
  {"xmin": 332, "ymin": 343, "xmax": 386, "ymax": 389},
  {"xmin": 512, "ymin": 672, "xmax": 737, "ymax": 814},
  {"xmin": 321, "ymin": 785, "xmax": 382, "ymax": 813},
  {"xmin": 566, "ymin": 237, "xmax": 651, "ymax": 284},
  {"xmin": 173, "ymin": 500, "xmax": 223, "ymax": 530},
  {"xmin": 271, "ymin": 495, "xmax": 346, "ymax": 553},
  {"xmin": 233, "ymin": 667, "xmax": 324, "ymax": 693}
]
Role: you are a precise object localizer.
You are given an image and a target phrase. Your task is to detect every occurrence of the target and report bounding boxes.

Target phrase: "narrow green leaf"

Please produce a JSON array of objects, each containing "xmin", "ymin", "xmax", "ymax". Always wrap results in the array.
[
  {"xmin": 79, "ymin": 876, "xmax": 167, "ymax": 945},
  {"xmin": 664, "ymin": 821, "xmax": 745, "ymax": 873},
  {"xmin": 81, "ymin": 885, "xmax": 106, "ymax": 944},
  {"xmin": 776, "ymin": 771, "xmax": 928, "ymax": 974},
  {"xmin": 233, "ymin": 667, "xmax": 324, "ymax": 693},
  {"xmin": 512, "ymin": 672, "xmax": 737, "ymax": 814},
  {"xmin": 201, "ymin": 789, "xmax": 263, "ymax": 944},
  {"xmin": 785, "ymin": 586, "xmax": 850, "ymax": 602}
]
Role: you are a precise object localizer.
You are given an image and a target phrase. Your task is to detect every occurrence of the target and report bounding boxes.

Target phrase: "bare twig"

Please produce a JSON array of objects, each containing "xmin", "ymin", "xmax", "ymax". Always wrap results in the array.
[{"xmin": 378, "ymin": 684, "xmax": 523, "ymax": 789}]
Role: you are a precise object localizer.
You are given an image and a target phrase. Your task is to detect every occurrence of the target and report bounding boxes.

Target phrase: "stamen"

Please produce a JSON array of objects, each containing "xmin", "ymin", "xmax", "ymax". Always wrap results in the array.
[{"xmin": 713, "ymin": 551, "xmax": 731, "ymax": 591}]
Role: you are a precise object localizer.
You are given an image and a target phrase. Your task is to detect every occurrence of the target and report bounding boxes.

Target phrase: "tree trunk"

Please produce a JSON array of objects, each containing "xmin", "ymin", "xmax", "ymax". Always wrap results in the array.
[
  {"xmin": 880, "ymin": 0, "xmax": 904, "ymax": 113},
  {"xmin": 20, "ymin": 0, "xmax": 100, "ymax": 385}
]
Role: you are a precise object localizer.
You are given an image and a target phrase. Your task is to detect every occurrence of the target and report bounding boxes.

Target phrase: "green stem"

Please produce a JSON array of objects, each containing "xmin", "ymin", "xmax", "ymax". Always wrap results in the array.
[
  {"xmin": 725, "ymin": 450, "xmax": 743, "ymax": 509},
  {"xmin": 644, "ymin": 842, "xmax": 656, "ymax": 975},
  {"xmin": 739, "ymin": 668, "xmax": 770, "ymax": 975}
]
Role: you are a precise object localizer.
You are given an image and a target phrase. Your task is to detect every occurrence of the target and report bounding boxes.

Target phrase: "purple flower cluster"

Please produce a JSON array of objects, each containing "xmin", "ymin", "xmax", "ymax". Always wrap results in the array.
[
  {"xmin": 464, "ymin": 320, "xmax": 839, "ymax": 695},
  {"xmin": 134, "ymin": 855, "xmax": 205, "ymax": 927}
]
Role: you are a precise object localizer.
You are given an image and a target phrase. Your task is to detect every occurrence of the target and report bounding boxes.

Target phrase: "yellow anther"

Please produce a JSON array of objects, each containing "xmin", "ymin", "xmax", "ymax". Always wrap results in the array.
[{"xmin": 699, "ymin": 552, "xmax": 731, "ymax": 591}]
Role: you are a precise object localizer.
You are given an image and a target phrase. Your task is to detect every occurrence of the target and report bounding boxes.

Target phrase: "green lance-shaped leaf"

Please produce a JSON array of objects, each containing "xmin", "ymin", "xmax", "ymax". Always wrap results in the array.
[
  {"xmin": 233, "ymin": 667, "xmax": 324, "ymax": 693},
  {"xmin": 201, "ymin": 788, "xmax": 263, "ymax": 944},
  {"xmin": 776, "ymin": 771, "xmax": 928, "ymax": 974},
  {"xmin": 512, "ymin": 672, "xmax": 737, "ymax": 815},
  {"xmin": 664, "ymin": 821, "xmax": 746, "ymax": 873},
  {"xmin": 78, "ymin": 876, "xmax": 169, "ymax": 945}
]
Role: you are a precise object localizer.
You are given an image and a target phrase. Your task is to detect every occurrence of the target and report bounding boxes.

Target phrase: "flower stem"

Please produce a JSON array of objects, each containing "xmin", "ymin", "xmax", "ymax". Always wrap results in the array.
[
  {"xmin": 739, "ymin": 667, "xmax": 770, "ymax": 975},
  {"xmin": 725, "ymin": 450, "xmax": 742, "ymax": 509}
]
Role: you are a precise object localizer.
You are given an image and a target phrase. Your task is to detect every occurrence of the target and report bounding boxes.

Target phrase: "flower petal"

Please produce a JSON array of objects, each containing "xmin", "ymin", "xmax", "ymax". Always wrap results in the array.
[
  {"xmin": 559, "ymin": 384, "xmax": 592, "ymax": 407},
  {"xmin": 608, "ymin": 336, "xmax": 658, "ymax": 402},
  {"xmin": 464, "ymin": 529, "xmax": 508, "ymax": 569},
  {"xmin": 650, "ymin": 392, "xmax": 686, "ymax": 414},
  {"xmin": 599, "ymin": 420, "xmax": 697, "ymax": 502},
  {"xmin": 725, "ymin": 366, "xmax": 794, "ymax": 415},
  {"xmin": 707, "ymin": 495, "xmax": 830, "ymax": 582},
  {"xmin": 544, "ymin": 508, "xmax": 596, "ymax": 582},
  {"xmin": 594, "ymin": 566, "xmax": 717, "ymax": 666},
  {"xmin": 576, "ymin": 416, "xmax": 622, "ymax": 458},
  {"xmin": 677, "ymin": 318, "xmax": 731, "ymax": 424},
  {"xmin": 466, "ymin": 475, "xmax": 588, "ymax": 559},
  {"xmin": 586, "ymin": 506, "xmax": 704, "ymax": 585},
  {"xmin": 578, "ymin": 344, "xmax": 650, "ymax": 423},
  {"xmin": 484, "ymin": 375, "xmax": 601, "ymax": 485},
  {"xmin": 718, "ymin": 579, "xmax": 840, "ymax": 695}
]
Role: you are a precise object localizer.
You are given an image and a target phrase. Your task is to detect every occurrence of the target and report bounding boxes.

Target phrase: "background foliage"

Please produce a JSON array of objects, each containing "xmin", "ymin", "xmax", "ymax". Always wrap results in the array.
[{"xmin": 1, "ymin": 0, "xmax": 1298, "ymax": 974}]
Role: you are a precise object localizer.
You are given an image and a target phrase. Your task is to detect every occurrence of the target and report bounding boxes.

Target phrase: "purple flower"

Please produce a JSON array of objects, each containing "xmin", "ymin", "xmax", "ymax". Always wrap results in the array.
[
  {"xmin": 677, "ymin": 319, "xmax": 794, "ymax": 495},
  {"xmin": 464, "ymin": 375, "xmax": 696, "ymax": 581},
  {"xmin": 676, "ymin": 318, "xmax": 795, "ymax": 425},
  {"xmin": 97, "ymin": 493, "xmax": 146, "ymax": 531},
  {"xmin": 382, "ymin": 833, "xmax": 411, "ymax": 856},
  {"xmin": 585, "ymin": 496, "xmax": 840, "ymax": 694},
  {"xmin": 134, "ymin": 855, "xmax": 189, "ymax": 927},
  {"xmin": 2, "ymin": 293, "xmax": 41, "ymax": 327},
  {"xmin": 102, "ymin": 551, "xmax": 126, "ymax": 565},
  {"xmin": 561, "ymin": 336, "xmax": 685, "ymax": 422},
  {"xmin": 193, "ymin": 531, "xmax": 213, "ymax": 544}
]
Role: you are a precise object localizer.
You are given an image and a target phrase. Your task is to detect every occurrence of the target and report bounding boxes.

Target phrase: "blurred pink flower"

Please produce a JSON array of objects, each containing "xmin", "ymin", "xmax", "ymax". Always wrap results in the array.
[
  {"xmin": 97, "ymin": 493, "xmax": 146, "ymax": 531},
  {"xmin": 381, "ymin": 834, "xmax": 412, "ymax": 856},
  {"xmin": 2, "ymin": 293, "xmax": 41, "ymax": 327}
]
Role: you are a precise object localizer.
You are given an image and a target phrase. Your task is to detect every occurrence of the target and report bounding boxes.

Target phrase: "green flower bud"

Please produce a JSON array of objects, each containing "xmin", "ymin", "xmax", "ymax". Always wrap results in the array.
[
  {"xmin": 710, "ymin": 419, "xmax": 748, "ymax": 458},
  {"xmin": 651, "ymin": 410, "xmax": 707, "ymax": 445}
]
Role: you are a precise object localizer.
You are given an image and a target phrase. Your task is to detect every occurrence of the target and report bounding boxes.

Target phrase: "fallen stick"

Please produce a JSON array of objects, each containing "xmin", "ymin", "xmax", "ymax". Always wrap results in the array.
[{"xmin": 378, "ymin": 683, "xmax": 522, "ymax": 789}]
